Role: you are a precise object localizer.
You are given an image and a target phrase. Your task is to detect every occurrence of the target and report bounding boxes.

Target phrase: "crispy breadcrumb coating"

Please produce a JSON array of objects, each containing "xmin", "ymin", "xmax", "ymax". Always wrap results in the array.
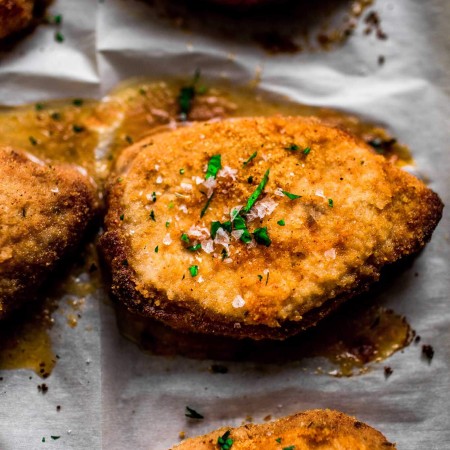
[
  {"xmin": 171, "ymin": 409, "xmax": 396, "ymax": 449},
  {"xmin": 0, "ymin": 0, "xmax": 34, "ymax": 39},
  {"xmin": 0, "ymin": 147, "xmax": 98, "ymax": 319},
  {"xmin": 100, "ymin": 117, "xmax": 443, "ymax": 339}
]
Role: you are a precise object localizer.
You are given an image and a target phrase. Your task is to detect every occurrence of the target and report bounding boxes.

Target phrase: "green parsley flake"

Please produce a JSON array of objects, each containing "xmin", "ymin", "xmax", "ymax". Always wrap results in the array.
[
  {"xmin": 281, "ymin": 190, "xmax": 301, "ymax": 200},
  {"xmin": 55, "ymin": 31, "xmax": 64, "ymax": 43},
  {"xmin": 283, "ymin": 446, "xmax": 295, "ymax": 450},
  {"xmin": 328, "ymin": 198, "xmax": 334, "ymax": 207},
  {"xmin": 168, "ymin": 201, "xmax": 174, "ymax": 209},
  {"xmin": 181, "ymin": 233, "xmax": 190, "ymax": 243},
  {"xmin": 277, "ymin": 219, "xmax": 285, "ymax": 226},
  {"xmin": 72, "ymin": 124, "xmax": 85, "ymax": 133},
  {"xmin": 285, "ymin": 143, "xmax": 299, "ymax": 151},
  {"xmin": 151, "ymin": 192, "xmax": 157, "ymax": 202},
  {"xmin": 211, "ymin": 220, "xmax": 232, "ymax": 239},
  {"xmin": 72, "ymin": 98, "xmax": 83, "ymax": 106},
  {"xmin": 205, "ymin": 154, "xmax": 222, "ymax": 179},
  {"xmin": 165, "ymin": 221, "xmax": 170, "ymax": 228},
  {"xmin": 42, "ymin": 437, "xmax": 45, "ymax": 442},
  {"xmin": 51, "ymin": 112, "xmax": 61, "ymax": 121},
  {"xmin": 233, "ymin": 215, "xmax": 252, "ymax": 243},
  {"xmin": 253, "ymin": 227, "xmax": 271, "ymax": 247},
  {"xmin": 275, "ymin": 437, "xmax": 282, "ymax": 443},
  {"xmin": 119, "ymin": 214, "xmax": 124, "ymax": 221},
  {"xmin": 303, "ymin": 146, "xmax": 311, "ymax": 155},
  {"xmin": 217, "ymin": 430, "xmax": 233, "ymax": 450},
  {"xmin": 247, "ymin": 176, "xmax": 254, "ymax": 184},
  {"xmin": 189, "ymin": 265, "xmax": 199, "ymax": 277},
  {"xmin": 221, "ymin": 249, "xmax": 228, "ymax": 261},
  {"xmin": 51, "ymin": 436, "xmax": 61, "ymax": 441},
  {"xmin": 149, "ymin": 210, "xmax": 156, "ymax": 221},
  {"xmin": 29, "ymin": 136, "xmax": 37, "ymax": 146},
  {"xmin": 185, "ymin": 406, "xmax": 204, "ymax": 419},
  {"xmin": 125, "ymin": 135, "xmax": 133, "ymax": 144},
  {"xmin": 35, "ymin": 103, "xmax": 44, "ymax": 111},
  {"xmin": 187, "ymin": 243, "xmax": 201, "ymax": 251},
  {"xmin": 242, "ymin": 168, "xmax": 270, "ymax": 214},
  {"xmin": 154, "ymin": 246, "xmax": 159, "ymax": 253},
  {"xmin": 177, "ymin": 70, "xmax": 201, "ymax": 121},
  {"xmin": 179, "ymin": 168, "xmax": 185, "ymax": 174},
  {"xmin": 243, "ymin": 151, "xmax": 257, "ymax": 166},
  {"xmin": 258, "ymin": 274, "xmax": 263, "ymax": 281},
  {"xmin": 200, "ymin": 193, "xmax": 214, "ymax": 218}
]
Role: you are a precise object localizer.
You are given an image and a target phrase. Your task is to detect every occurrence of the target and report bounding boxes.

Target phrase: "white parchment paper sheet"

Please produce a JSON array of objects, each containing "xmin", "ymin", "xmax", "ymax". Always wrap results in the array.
[{"xmin": 0, "ymin": 0, "xmax": 449, "ymax": 448}]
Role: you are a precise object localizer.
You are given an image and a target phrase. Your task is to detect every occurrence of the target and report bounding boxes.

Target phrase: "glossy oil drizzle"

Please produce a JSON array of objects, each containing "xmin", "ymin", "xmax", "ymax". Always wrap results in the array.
[{"xmin": 0, "ymin": 78, "xmax": 413, "ymax": 376}]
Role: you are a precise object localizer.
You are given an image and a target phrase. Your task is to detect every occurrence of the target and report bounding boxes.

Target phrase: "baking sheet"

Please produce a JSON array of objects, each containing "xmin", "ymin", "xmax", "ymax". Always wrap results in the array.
[{"xmin": 0, "ymin": 0, "xmax": 449, "ymax": 449}]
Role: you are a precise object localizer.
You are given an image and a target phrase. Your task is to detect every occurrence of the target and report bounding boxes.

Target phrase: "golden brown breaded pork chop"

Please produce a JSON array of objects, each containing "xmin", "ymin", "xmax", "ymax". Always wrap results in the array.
[
  {"xmin": 171, "ymin": 409, "xmax": 396, "ymax": 449},
  {"xmin": 0, "ymin": 147, "xmax": 98, "ymax": 319},
  {"xmin": 100, "ymin": 116, "xmax": 443, "ymax": 340},
  {"xmin": 0, "ymin": 0, "xmax": 34, "ymax": 39}
]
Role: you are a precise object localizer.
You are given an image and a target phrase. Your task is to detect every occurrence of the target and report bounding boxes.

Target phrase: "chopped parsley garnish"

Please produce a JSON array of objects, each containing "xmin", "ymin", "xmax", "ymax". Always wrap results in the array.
[
  {"xmin": 72, "ymin": 98, "xmax": 83, "ymax": 106},
  {"xmin": 200, "ymin": 193, "xmax": 214, "ymax": 218},
  {"xmin": 233, "ymin": 215, "xmax": 252, "ymax": 243},
  {"xmin": 29, "ymin": 136, "xmax": 37, "ymax": 146},
  {"xmin": 247, "ymin": 176, "xmax": 254, "ymax": 184},
  {"xmin": 217, "ymin": 430, "xmax": 233, "ymax": 450},
  {"xmin": 283, "ymin": 446, "xmax": 295, "ymax": 450},
  {"xmin": 221, "ymin": 249, "xmax": 228, "ymax": 260},
  {"xmin": 205, "ymin": 154, "xmax": 222, "ymax": 179},
  {"xmin": 47, "ymin": 14, "xmax": 63, "ymax": 24},
  {"xmin": 179, "ymin": 168, "xmax": 185, "ymax": 174},
  {"xmin": 149, "ymin": 210, "xmax": 156, "ymax": 221},
  {"xmin": 42, "ymin": 437, "xmax": 45, "ymax": 442},
  {"xmin": 55, "ymin": 31, "xmax": 64, "ymax": 43},
  {"xmin": 328, "ymin": 198, "xmax": 334, "ymax": 207},
  {"xmin": 122, "ymin": 259, "xmax": 128, "ymax": 266},
  {"xmin": 181, "ymin": 233, "xmax": 190, "ymax": 243},
  {"xmin": 185, "ymin": 406, "xmax": 203, "ymax": 419},
  {"xmin": 211, "ymin": 220, "xmax": 232, "ymax": 239},
  {"xmin": 177, "ymin": 69, "xmax": 202, "ymax": 121},
  {"xmin": 281, "ymin": 190, "xmax": 301, "ymax": 200},
  {"xmin": 51, "ymin": 436, "xmax": 61, "ymax": 441},
  {"xmin": 275, "ymin": 437, "xmax": 282, "ymax": 443},
  {"xmin": 187, "ymin": 243, "xmax": 201, "ymax": 251},
  {"xmin": 72, "ymin": 124, "xmax": 85, "ymax": 133},
  {"xmin": 165, "ymin": 221, "xmax": 170, "ymax": 228},
  {"xmin": 168, "ymin": 201, "xmax": 174, "ymax": 209},
  {"xmin": 35, "ymin": 103, "xmax": 44, "ymax": 111},
  {"xmin": 151, "ymin": 192, "xmax": 157, "ymax": 202},
  {"xmin": 154, "ymin": 246, "xmax": 159, "ymax": 253},
  {"xmin": 243, "ymin": 151, "xmax": 257, "ymax": 166},
  {"xmin": 125, "ymin": 135, "xmax": 133, "ymax": 144},
  {"xmin": 303, "ymin": 146, "xmax": 311, "ymax": 155},
  {"xmin": 119, "ymin": 214, "xmax": 124, "ymax": 221},
  {"xmin": 277, "ymin": 219, "xmax": 285, "ymax": 226},
  {"xmin": 51, "ymin": 112, "xmax": 61, "ymax": 121},
  {"xmin": 253, "ymin": 227, "xmax": 271, "ymax": 247},
  {"xmin": 242, "ymin": 169, "xmax": 270, "ymax": 214},
  {"xmin": 189, "ymin": 265, "xmax": 199, "ymax": 277},
  {"xmin": 285, "ymin": 143, "xmax": 299, "ymax": 151},
  {"xmin": 258, "ymin": 274, "xmax": 263, "ymax": 281}
]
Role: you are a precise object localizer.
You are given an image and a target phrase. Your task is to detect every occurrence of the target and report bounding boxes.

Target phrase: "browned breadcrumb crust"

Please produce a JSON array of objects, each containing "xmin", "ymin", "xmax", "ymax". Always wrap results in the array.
[
  {"xmin": 0, "ymin": 147, "xmax": 99, "ymax": 319},
  {"xmin": 100, "ymin": 116, "xmax": 443, "ymax": 340},
  {"xmin": 0, "ymin": 0, "xmax": 34, "ymax": 39},
  {"xmin": 171, "ymin": 409, "xmax": 396, "ymax": 449}
]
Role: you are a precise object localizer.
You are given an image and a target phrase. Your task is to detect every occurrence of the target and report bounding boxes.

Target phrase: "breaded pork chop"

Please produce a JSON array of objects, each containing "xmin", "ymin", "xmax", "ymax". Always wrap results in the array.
[
  {"xmin": 0, "ymin": 147, "xmax": 98, "ymax": 319},
  {"xmin": 0, "ymin": 0, "xmax": 34, "ymax": 39},
  {"xmin": 100, "ymin": 116, "xmax": 443, "ymax": 339},
  {"xmin": 171, "ymin": 409, "xmax": 396, "ymax": 449}
]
